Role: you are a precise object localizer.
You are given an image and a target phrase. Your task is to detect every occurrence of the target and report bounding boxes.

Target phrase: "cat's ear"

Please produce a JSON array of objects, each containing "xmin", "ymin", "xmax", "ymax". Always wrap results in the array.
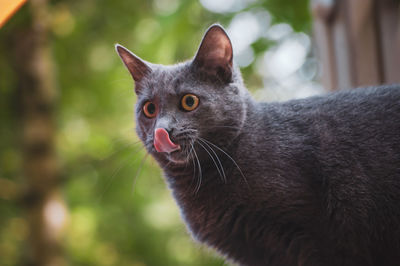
[
  {"xmin": 192, "ymin": 24, "xmax": 233, "ymax": 83},
  {"xmin": 115, "ymin": 44, "xmax": 151, "ymax": 84}
]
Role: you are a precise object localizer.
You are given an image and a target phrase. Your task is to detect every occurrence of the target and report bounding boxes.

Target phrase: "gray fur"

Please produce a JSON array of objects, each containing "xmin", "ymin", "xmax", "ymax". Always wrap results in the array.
[{"xmin": 116, "ymin": 25, "xmax": 400, "ymax": 266}]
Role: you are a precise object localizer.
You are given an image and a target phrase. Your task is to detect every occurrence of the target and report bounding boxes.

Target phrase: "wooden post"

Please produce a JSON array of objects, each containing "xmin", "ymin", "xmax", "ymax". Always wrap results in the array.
[{"xmin": 312, "ymin": 0, "xmax": 400, "ymax": 90}]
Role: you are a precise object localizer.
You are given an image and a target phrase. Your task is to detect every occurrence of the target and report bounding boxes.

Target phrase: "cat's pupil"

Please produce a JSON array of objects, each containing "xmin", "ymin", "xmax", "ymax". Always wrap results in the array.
[
  {"xmin": 148, "ymin": 103, "xmax": 155, "ymax": 114},
  {"xmin": 185, "ymin": 96, "xmax": 194, "ymax": 107}
]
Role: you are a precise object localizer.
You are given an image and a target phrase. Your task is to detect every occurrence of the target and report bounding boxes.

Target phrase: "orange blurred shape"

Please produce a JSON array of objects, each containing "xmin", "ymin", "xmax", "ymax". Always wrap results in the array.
[{"xmin": 0, "ymin": 0, "xmax": 27, "ymax": 28}]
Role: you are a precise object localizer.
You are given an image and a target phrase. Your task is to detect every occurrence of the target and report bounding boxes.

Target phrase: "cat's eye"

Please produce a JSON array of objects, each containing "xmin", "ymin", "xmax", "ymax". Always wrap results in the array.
[
  {"xmin": 181, "ymin": 94, "xmax": 199, "ymax": 111},
  {"xmin": 143, "ymin": 101, "xmax": 157, "ymax": 118}
]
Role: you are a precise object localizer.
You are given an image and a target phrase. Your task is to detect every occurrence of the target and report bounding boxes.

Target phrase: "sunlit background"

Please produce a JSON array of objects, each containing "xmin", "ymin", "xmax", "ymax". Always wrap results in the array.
[{"xmin": 0, "ymin": 0, "xmax": 321, "ymax": 265}]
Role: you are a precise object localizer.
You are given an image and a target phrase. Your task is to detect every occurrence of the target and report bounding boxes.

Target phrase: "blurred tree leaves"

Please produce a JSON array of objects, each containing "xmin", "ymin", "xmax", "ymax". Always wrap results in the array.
[
  {"xmin": 0, "ymin": 0, "xmax": 310, "ymax": 265},
  {"xmin": 261, "ymin": 0, "xmax": 311, "ymax": 31}
]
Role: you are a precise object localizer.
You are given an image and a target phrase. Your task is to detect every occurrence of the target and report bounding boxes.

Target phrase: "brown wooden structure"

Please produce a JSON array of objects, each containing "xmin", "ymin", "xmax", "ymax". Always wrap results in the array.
[{"xmin": 312, "ymin": 0, "xmax": 400, "ymax": 90}]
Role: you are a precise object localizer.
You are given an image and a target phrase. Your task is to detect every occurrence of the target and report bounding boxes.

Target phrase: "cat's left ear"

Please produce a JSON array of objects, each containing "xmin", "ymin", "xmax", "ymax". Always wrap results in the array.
[
  {"xmin": 115, "ymin": 44, "xmax": 151, "ymax": 86},
  {"xmin": 192, "ymin": 24, "xmax": 233, "ymax": 83}
]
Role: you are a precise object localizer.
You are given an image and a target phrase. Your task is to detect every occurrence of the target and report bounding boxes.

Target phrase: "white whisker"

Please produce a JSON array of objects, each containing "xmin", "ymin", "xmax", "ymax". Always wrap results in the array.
[
  {"xmin": 99, "ymin": 140, "xmax": 143, "ymax": 162},
  {"xmin": 197, "ymin": 139, "xmax": 225, "ymax": 183},
  {"xmin": 199, "ymin": 137, "xmax": 248, "ymax": 187},
  {"xmin": 191, "ymin": 143, "xmax": 203, "ymax": 194},
  {"xmin": 198, "ymin": 138, "xmax": 226, "ymax": 183},
  {"xmin": 131, "ymin": 153, "xmax": 149, "ymax": 194},
  {"xmin": 98, "ymin": 145, "xmax": 146, "ymax": 202}
]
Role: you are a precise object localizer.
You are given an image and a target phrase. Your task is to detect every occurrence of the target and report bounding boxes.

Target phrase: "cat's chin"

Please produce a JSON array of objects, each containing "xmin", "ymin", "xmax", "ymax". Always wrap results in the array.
[{"xmin": 165, "ymin": 151, "xmax": 188, "ymax": 165}]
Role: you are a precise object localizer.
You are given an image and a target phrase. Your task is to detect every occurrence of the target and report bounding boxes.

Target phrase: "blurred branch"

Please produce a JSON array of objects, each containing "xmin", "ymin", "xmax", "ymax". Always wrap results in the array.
[
  {"xmin": 0, "ymin": 177, "xmax": 19, "ymax": 201},
  {"xmin": 10, "ymin": 0, "xmax": 68, "ymax": 265}
]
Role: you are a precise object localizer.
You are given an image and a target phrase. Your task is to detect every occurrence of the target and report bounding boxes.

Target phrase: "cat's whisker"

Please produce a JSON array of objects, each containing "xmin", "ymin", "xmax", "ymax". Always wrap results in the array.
[
  {"xmin": 98, "ymin": 145, "xmax": 146, "ymax": 201},
  {"xmin": 198, "ymin": 138, "xmax": 226, "ymax": 184},
  {"xmin": 165, "ymin": 160, "xmax": 172, "ymax": 168},
  {"xmin": 106, "ymin": 126, "xmax": 137, "ymax": 143},
  {"xmin": 187, "ymin": 142, "xmax": 197, "ymax": 189},
  {"xmin": 174, "ymin": 130, "xmax": 197, "ymax": 139},
  {"xmin": 182, "ymin": 141, "xmax": 194, "ymax": 172},
  {"xmin": 126, "ymin": 143, "xmax": 146, "ymax": 158},
  {"xmin": 99, "ymin": 139, "xmax": 143, "ymax": 162},
  {"xmin": 191, "ymin": 143, "xmax": 203, "ymax": 194},
  {"xmin": 199, "ymin": 137, "xmax": 248, "ymax": 187},
  {"xmin": 96, "ymin": 127, "xmax": 142, "ymax": 163},
  {"xmin": 131, "ymin": 153, "xmax": 149, "ymax": 194},
  {"xmin": 196, "ymin": 139, "xmax": 226, "ymax": 183}
]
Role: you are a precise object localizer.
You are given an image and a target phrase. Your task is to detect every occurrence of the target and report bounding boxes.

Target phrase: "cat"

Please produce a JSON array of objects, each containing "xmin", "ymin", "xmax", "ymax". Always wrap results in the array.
[{"xmin": 115, "ymin": 24, "xmax": 400, "ymax": 266}]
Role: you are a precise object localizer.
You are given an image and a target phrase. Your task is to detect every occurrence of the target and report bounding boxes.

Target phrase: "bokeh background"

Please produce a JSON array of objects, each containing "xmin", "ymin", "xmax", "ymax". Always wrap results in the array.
[{"xmin": 0, "ymin": 0, "xmax": 320, "ymax": 265}]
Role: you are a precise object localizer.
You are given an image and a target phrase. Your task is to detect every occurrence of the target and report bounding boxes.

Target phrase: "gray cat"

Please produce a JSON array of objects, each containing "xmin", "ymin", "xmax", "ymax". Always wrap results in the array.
[{"xmin": 116, "ymin": 24, "xmax": 400, "ymax": 266}]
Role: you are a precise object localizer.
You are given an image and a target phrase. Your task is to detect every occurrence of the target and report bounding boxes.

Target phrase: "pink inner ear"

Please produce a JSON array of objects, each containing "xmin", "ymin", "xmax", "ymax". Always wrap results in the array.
[
  {"xmin": 209, "ymin": 43, "xmax": 231, "ymax": 63},
  {"xmin": 194, "ymin": 25, "xmax": 233, "ymax": 68},
  {"xmin": 116, "ymin": 44, "xmax": 150, "ymax": 83},
  {"xmin": 154, "ymin": 128, "xmax": 180, "ymax": 153},
  {"xmin": 218, "ymin": 37, "xmax": 233, "ymax": 64}
]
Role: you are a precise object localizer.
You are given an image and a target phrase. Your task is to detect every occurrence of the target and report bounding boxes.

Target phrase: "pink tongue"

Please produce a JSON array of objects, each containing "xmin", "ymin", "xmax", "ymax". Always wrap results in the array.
[{"xmin": 154, "ymin": 128, "xmax": 180, "ymax": 153}]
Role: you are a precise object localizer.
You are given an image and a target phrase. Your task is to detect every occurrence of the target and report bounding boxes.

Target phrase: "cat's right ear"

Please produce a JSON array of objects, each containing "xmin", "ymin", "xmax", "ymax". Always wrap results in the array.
[
  {"xmin": 192, "ymin": 24, "xmax": 233, "ymax": 83},
  {"xmin": 115, "ymin": 44, "xmax": 151, "ymax": 85}
]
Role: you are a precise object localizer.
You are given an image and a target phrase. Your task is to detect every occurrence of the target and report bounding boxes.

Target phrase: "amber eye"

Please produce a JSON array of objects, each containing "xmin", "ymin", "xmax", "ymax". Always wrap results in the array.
[
  {"xmin": 181, "ymin": 94, "xmax": 199, "ymax": 111},
  {"xmin": 143, "ymin": 101, "xmax": 157, "ymax": 118}
]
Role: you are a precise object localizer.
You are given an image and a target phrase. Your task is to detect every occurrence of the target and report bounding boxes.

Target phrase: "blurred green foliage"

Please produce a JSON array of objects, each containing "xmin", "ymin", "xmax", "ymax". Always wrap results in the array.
[{"xmin": 0, "ymin": 0, "xmax": 310, "ymax": 265}]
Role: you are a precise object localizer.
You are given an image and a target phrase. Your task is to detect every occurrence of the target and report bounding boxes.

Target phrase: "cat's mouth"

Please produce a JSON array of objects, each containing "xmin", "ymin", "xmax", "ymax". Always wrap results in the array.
[
  {"xmin": 153, "ymin": 128, "xmax": 189, "ymax": 164},
  {"xmin": 166, "ymin": 150, "xmax": 187, "ymax": 164},
  {"xmin": 154, "ymin": 128, "xmax": 181, "ymax": 153}
]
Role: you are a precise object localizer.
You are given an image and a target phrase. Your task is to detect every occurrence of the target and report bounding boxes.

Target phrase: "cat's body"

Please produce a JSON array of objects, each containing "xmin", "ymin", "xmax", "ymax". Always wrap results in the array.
[
  {"xmin": 165, "ymin": 86, "xmax": 400, "ymax": 266},
  {"xmin": 116, "ymin": 25, "xmax": 400, "ymax": 266}
]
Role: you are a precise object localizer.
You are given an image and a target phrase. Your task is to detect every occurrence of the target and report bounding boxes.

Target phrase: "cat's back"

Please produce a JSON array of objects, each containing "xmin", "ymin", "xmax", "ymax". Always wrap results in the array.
[
  {"xmin": 267, "ymin": 84, "xmax": 400, "ymax": 122},
  {"xmin": 295, "ymin": 84, "xmax": 400, "ymax": 119},
  {"xmin": 252, "ymin": 84, "xmax": 400, "ymax": 173},
  {"xmin": 256, "ymin": 84, "xmax": 400, "ymax": 144},
  {"xmin": 243, "ymin": 85, "xmax": 400, "ymax": 265}
]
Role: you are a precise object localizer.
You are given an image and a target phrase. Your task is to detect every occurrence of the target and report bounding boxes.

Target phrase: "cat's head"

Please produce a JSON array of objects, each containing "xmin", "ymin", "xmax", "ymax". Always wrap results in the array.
[{"xmin": 116, "ymin": 24, "xmax": 250, "ymax": 166}]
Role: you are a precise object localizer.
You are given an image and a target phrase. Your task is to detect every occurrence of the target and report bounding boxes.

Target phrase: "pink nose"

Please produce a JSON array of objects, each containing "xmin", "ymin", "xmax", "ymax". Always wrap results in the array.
[{"xmin": 153, "ymin": 128, "xmax": 180, "ymax": 153}]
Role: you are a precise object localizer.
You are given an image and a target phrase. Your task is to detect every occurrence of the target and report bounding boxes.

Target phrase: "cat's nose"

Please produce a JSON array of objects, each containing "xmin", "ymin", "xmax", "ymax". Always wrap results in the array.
[
  {"xmin": 155, "ymin": 117, "xmax": 174, "ymax": 135},
  {"xmin": 165, "ymin": 128, "xmax": 174, "ymax": 135},
  {"xmin": 155, "ymin": 126, "xmax": 173, "ymax": 135}
]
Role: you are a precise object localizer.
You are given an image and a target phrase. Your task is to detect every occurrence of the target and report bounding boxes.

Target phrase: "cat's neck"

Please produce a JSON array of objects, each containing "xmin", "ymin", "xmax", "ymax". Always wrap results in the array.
[{"xmin": 162, "ymin": 96, "xmax": 259, "ymax": 204}]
